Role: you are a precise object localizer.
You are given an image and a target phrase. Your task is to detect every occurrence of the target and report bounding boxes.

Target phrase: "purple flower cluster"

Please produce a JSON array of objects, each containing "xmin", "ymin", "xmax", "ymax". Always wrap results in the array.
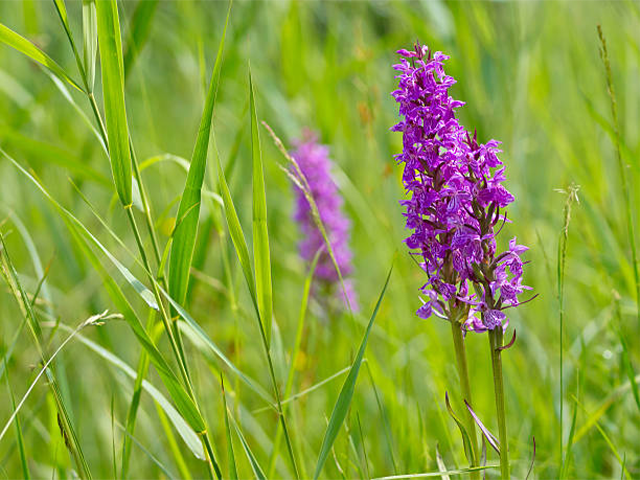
[
  {"xmin": 292, "ymin": 130, "xmax": 358, "ymax": 311},
  {"xmin": 391, "ymin": 43, "xmax": 531, "ymax": 333}
]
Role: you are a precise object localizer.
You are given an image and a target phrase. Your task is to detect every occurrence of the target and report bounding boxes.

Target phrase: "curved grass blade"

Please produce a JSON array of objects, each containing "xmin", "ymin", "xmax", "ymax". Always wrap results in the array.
[
  {"xmin": 463, "ymin": 401, "xmax": 499, "ymax": 455},
  {"xmin": 220, "ymin": 376, "xmax": 238, "ymax": 480},
  {"xmin": 0, "ymin": 311, "xmax": 111, "ymax": 443},
  {"xmin": 96, "ymin": 0, "xmax": 133, "ymax": 206},
  {"xmin": 0, "ymin": 126, "xmax": 109, "ymax": 186},
  {"xmin": 4, "ymin": 151, "xmax": 157, "ymax": 309},
  {"xmin": 123, "ymin": 0, "xmax": 158, "ymax": 77},
  {"xmin": 444, "ymin": 393, "xmax": 475, "ymax": 466},
  {"xmin": 0, "ymin": 22, "xmax": 83, "ymax": 91},
  {"xmin": 525, "ymin": 437, "xmax": 536, "ymax": 480},
  {"xmin": 230, "ymin": 413, "xmax": 267, "ymax": 480},
  {"xmin": 313, "ymin": 258, "xmax": 394, "ymax": 479},
  {"xmin": 169, "ymin": 0, "xmax": 231, "ymax": 312},
  {"xmin": 249, "ymin": 69, "xmax": 273, "ymax": 347},
  {"xmin": 215, "ymin": 136, "xmax": 258, "ymax": 311}
]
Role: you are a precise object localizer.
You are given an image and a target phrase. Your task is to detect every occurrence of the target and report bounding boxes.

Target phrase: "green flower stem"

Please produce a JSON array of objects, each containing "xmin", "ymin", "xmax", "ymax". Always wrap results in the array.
[
  {"xmin": 450, "ymin": 321, "xmax": 480, "ymax": 480},
  {"xmin": 489, "ymin": 328, "xmax": 509, "ymax": 480}
]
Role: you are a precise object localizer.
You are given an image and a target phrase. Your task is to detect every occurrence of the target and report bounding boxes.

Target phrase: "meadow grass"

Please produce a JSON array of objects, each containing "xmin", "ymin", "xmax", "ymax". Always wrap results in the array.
[{"xmin": 0, "ymin": 1, "xmax": 638, "ymax": 479}]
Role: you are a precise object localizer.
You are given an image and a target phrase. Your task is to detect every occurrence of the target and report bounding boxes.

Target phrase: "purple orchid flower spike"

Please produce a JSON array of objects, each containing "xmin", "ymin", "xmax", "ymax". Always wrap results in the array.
[
  {"xmin": 291, "ymin": 129, "xmax": 358, "ymax": 312},
  {"xmin": 391, "ymin": 43, "xmax": 532, "ymax": 333}
]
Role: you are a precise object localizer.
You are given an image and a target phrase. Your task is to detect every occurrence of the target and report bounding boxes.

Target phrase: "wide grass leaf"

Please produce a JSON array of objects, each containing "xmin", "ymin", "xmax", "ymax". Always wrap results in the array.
[
  {"xmin": 0, "ymin": 22, "xmax": 82, "ymax": 91},
  {"xmin": 249, "ymin": 69, "xmax": 274, "ymax": 346},
  {"xmin": 169, "ymin": 0, "xmax": 231, "ymax": 311},
  {"xmin": 96, "ymin": 0, "xmax": 133, "ymax": 206},
  {"xmin": 313, "ymin": 259, "xmax": 394, "ymax": 479}
]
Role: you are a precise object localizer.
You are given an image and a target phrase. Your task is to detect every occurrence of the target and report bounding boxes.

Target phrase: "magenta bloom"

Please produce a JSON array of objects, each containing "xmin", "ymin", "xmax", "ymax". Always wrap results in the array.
[
  {"xmin": 292, "ymin": 130, "xmax": 358, "ymax": 311},
  {"xmin": 391, "ymin": 43, "xmax": 531, "ymax": 332}
]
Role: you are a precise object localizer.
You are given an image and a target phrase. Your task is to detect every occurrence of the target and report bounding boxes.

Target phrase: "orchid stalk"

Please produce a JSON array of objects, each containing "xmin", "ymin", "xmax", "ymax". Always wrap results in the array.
[{"xmin": 391, "ymin": 43, "xmax": 533, "ymax": 479}]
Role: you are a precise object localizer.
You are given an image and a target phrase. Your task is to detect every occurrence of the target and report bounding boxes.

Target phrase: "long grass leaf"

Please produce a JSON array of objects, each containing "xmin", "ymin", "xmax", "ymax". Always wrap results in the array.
[
  {"xmin": 82, "ymin": 0, "xmax": 98, "ymax": 90},
  {"xmin": 249, "ymin": 68, "xmax": 273, "ymax": 346},
  {"xmin": 221, "ymin": 376, "xmax": 238, "ymax": 480},
  {"xmin": 314, "ymin": 258, "xmax": 394, "ymax": 479},
  {"xmin": 96, "ymin": 0, "xmax": 133, "ymax": 206},
  {"xmin": 215, "ymin": 136, "xmax": 258, "ymax": 310},
  {"xmin": 169, "ymin": 0, "xmax": 231, "ymax": 311},
  {"xmin": 230, "ymin": 413, "xmax": 267, "ymax": 480},
  {"xmin": 0, "ymin": 22, "xmax": 82, "ymax": 91}
]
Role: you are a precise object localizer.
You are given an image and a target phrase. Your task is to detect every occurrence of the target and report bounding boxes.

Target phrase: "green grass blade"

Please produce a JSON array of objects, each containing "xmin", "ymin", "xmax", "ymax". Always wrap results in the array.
[
  {"xmin": 115, "ymin": 420, "xmax": 176, "ymax": 479},
  {"xmin": 53, "ymin": 0, "xmax": 89, "ymax": 91},
  {"xmin": 249, "ymin": 68, "xmax": 273, "ymax": 347},
  {"xmin": 123, "ymin": 0, "xmax": 158, "ymax": 77},
  {"xmin": 216, "ymin": 136, "xmax": 258, "ymax": 310},
  {"xmin": 82, "ymin": 0, "xmax": 98, "ymax": 90},
  {"xmin": 221, "ymin": 376, "xmax": 238, "ymax": 480},
  {"xmin": 168, "ymin": 0, "xmax": 231, "ymax": 310},
  {"xmin": 444, "ymin": 393, "xmax": 475, "ymax": 467},
  {"xmin": 230, "ymin": 414, "xmax": 267, "ymax": 480},
  {"xmin": 96, "ymin": 0, "xmax": 133, "ymax": 206},
  {"xmin": 0, "ymin": 22, "xmax": 83, "ymax": 92},
  {"xmin": 4, "ymin": 375, "xmax": 30, "ymax": 479},
  {"xmin": 314, "ymin": 258, "xmax": 394, "ymax": 479}
]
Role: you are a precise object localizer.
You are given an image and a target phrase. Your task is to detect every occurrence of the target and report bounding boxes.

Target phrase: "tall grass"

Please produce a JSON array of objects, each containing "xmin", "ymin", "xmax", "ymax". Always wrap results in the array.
[{"xmin": 0, "ymin": 2, "xmax": 638, "ymax": 479}]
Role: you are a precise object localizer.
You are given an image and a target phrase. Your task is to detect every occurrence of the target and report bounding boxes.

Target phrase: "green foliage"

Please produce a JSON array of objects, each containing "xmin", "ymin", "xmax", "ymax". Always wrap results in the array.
[{"xmin": 0, "ymin": 2, "xmax": 638, "ymax": 479}]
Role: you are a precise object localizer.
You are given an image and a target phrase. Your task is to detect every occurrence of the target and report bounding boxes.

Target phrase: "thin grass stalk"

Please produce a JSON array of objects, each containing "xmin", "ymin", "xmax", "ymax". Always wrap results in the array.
[
  {"xmin": 450, "ymin": 321, "xmax": 480, "ymax": 480},
  {"xmin": 597, "ymin": 25, "xmax": 639, "ymax": 329},
  {"xmin": 557, "ymin": 184, "xmax": 578, "ymax": 475},
  {"xmin": 488, "ymin": 329, "xmax": 509, "ymax": 480}
]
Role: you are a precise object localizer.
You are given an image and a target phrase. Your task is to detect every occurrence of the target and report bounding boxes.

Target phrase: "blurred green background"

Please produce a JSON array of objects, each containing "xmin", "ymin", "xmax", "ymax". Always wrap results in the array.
[{"xmin": 0, "ymin": 1, "xmax": 639, "ymax": 478}]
